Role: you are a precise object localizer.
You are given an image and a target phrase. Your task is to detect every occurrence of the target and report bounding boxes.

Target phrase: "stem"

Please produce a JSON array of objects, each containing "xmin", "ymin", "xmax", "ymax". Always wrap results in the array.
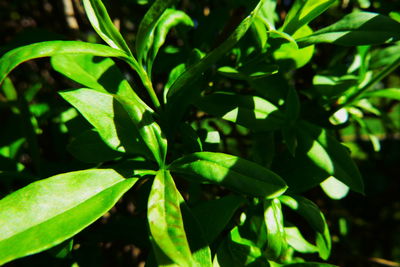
[
  {"xmin": 124, "ymin": 56, "xmax": 161, "ymax": 110},
  {"xmin": 333, "ymin": 56, "xmax": 400, "ymax": 113}
]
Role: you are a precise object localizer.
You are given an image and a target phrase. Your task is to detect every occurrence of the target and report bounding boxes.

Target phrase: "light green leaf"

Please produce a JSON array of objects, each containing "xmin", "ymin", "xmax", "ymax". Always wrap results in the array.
[
  {"xmin": 282, "ymin": 0, "xmax": 336, "ymax": 35},
  {"xmin": 60, "ymin": 88, "xmax": 151, "ymax": 157},
  {"xmin": 282, "ymin": 263, "xmax": 338, "ymax": 267},
  {"xmin": 0, "ymin": 169, "xmax": 136, "ymax": 265},
  {"xmin": 148, "ymin": 9, "xmax": 194, "ymax": 70},
  {"xmin": 320, "ymin": 176, "xmax": 350, "ymax": 200},
  {"xmin": 297, "ymin": 12, "xmax": 400, "ymax": 47},
  {"xmin": 167, "ymin": 0, "xmax": 265, "ymax": 98},
  {"xmin": 192, "ymin": 195, "xmax": 245, "ymax": 244},
  {"xmin": 169, "ymin": 152, "xmax": 287, "ymax": 198},
  {"xmin": 279, "ymin": 195, "xmax": 331, "ymax": 260},
  {"xmin": 115, "ymin": 96, "xmax": 167, "ymax": 166},
  {"xmin": 296, "ymin": 121, "xmax": 364, "ymax": 193},
  {"xmin": 195, "ymin": 92, "xmax": 286, "ymax": 131},
  {"xmin": 362, "ymin": 88, "xmax": 400, "ymax": 101},
  {"xmin": 0, "ymin": 41, "xmax": 135, "ymax": 86},
  {"xmin": 369, "ymin": 45, "xmax": 400, "ymax": 69},
  {"xmin": 263, "ymin": 198, "xmax": 287, "ymax": 260},
  {"xmin": 136, "ymin": 0, "xmax": 179, "ymax": 64},
  {"xmin": 148, "ymin": 170, "xmax": 194, "ymax": 266},
  {"xmin": 284, "ymin": 226, "xmax": 318, "ymax": 253},
  {"xmin": 83, "ymin": 0, "xmax": 132, "ymax": 55},
  {"xmin": 51, "ymin": 54, "xmax": 148, "ymax": 103}
]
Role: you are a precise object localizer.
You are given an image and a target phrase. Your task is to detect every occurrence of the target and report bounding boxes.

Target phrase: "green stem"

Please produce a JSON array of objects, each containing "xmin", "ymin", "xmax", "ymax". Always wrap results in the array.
[
  {"xmin": 124, "ymin": 56, "xmax": 161, "ymax": 110},
  {"xmin": 333, "ymin": 56, "xmax": 400, "ymax": 113}
]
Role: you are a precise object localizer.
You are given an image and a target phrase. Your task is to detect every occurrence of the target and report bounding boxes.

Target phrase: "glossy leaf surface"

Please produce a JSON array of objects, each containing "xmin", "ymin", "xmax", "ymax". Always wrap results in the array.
[
  {"xmin": 147, "ymin": 170, "xmax": 194, "ymax": 266},
  {"xmin": 0, "ymin": 169, "xmax": 136, "ymax": 265},
  {"xmin": 83, "ymin": 0, "xmax": 132, "ymax": 55},
  {"xmin": 0, "ymin": 41, "xmax": 131, "ymax": 86},
  {"xmin": 169, "ymin": 152, "xmax": 288, "ymax": 198},
  {"xmin": 263, "ymin": 199, "xmax": 287, "ymax": 260},
  {"xmin": 297, "ymin": 12, "xmax": 400, "ymax": 47}
]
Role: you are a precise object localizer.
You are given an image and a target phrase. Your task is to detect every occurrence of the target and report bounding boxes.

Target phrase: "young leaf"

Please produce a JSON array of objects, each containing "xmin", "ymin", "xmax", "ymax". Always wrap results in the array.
[
  {"xmin": 192, "ymin": 195, "xmax": 245, "ymax": 243},
  {"xmin": 284, "ymin": 226, "xmax": 318, "ymax": 253},
  {"xmin": 263, "ymin": 198, "xmax": 287, "ymax": 260},
  {"xmin": 148, "ymin": 9, "xmax": 194, "ymax": 71},
  {"xmin": 0, "ymin": 41, "xmax": 135, "ymax": 86},
  {"xmin": 297, "ymin": 12, "xmax": 400, "ymax": 47},
  {"xmin": 279, "ymin": 195, "xmax": 331, "ymax": 260},
  {"xmin": 136, "ymin": 0, "xmax": 179, "ymax": 64},
  {"xmin": 195, "ymin": 92, "xmax": 286, "ymax": 131},
  {"xmin": 167, "ymin": 0, "xmax": 266, "ymax": 98},
  {"xmin": 147, "ymin": 170, "xmax": 194, "ymax": 266},
  {"xmin": 281, "ymin": 0, "xmax": 336, "ymax": 35},
  {"xmin": 0, "ymin": 169, "xmax": 136, "ymax": 265},
  {"xmin": 59, "ymin": 88, "xmax": 151, "ymax": 157},
  {"xmin": 83, "ymin": 0, "xmax": 133, "ymax": 55},
  {"xmin": 169, "ymin": 152, "xmax": 288, "ymax": 198}
]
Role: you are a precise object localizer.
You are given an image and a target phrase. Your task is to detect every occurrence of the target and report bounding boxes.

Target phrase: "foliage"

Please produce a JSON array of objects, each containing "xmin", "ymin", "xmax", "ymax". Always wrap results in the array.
[{"xmin": 0, "ymin": 0, "xmax": 399, "ymax": 266}]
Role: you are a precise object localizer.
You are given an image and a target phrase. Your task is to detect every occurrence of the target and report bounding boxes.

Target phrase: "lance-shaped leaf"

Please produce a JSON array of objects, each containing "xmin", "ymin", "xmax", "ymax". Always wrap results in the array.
[
  {"xmin": 169, "ymin": 152, "xmax": 287, "ymax": 198},
  {"xmin": 362, "ymin": 88, "xmax": 400, "ymax": 101},
  {"xmin": 0, "ymin": 41, "xmax": 138, "ymax": 86},
  {"xmin": 279, "ymin": 195, "xmax": 331, "ymax": 260},
  {"xmin": 136, "ymin": 0, "xmax": 179, "ymax": 64},
  {"xmin": 195, "ymin": 93, "xmax": 286, "ymax": 131},
  {"xmin": 0, "ymin": 169, "xmax": 136, "ymax": 265},
  {"xmin": 296, "ymin": 121, "xmax": 364, "ymax": 193},
  {"xmin": 147, "ymin": 9, "xmax": 194, "ymax": 71},
  {"xmin": 284, "ymin": 225, "xmax": 318, "ymax": 253},
  {"xmin": 282, "ymin": 0, "xmax": 335, "ymax": 35},
  {"xmin": 167, "ymin": 0, "xmax": 265, "ymax": 98},
  {"xmin": 115, "ymin": 95, "xmax": 167, "ymax": 166},
  {"xmin": 147, "ymin": 170, "xmax": 194, "ymax": 266},
  {"xmin": 282, "ymin": 263, "xmax": 338, "ymax": 267},
  {"xmin": 263, "ymin": 198, "xmax": 287, "ymax": 260},
  {"xmin": 83, "ymin": 0, "xmax": 132, "ymax": 55},
  {"xmin": 51, "ymin": 54, "xmax": 149, "ymax": 104},
  {"xmin": 297, "ymin": 12, "xmax": 400, "ymax": 47},
  {"xmin": 59, "ymin": 88, "xmax": 151, "ymax": 157}
]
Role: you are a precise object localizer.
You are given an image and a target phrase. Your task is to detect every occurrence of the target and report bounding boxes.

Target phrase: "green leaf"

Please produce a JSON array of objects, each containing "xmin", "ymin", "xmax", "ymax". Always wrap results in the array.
[
  {"xmin": 59, "ymin": 88, "xmax": 151, "ymax": 157},
  {"xmin": 136, "ymin": 0, "xmax": 179, "ymax": 64},
  {"xmin": 284, "ymin": 226, "xmax": 318, "ymax": 253},
  {"xmin": 369, "ymin": 45, "xmax": 400, "ymax": 69},
  {"xmin": 51, "ymin": 54, "xmax": 147, "ymax": 102},
  {"xmin": 0, "ymin": 41, "xmax": 135, "ymax": 86},
  {"xmin": 320, "ymin": 176, "xmax": 350, "ymax": 200},
  {"xmin": 115, "ymin": 95, "xmax": 167, "ymax": 166},
  {"xmin": 296, "ymin": 121, "xmax": 364, "ymax": 193},
  {"xmin": 282, "ymin": 263, "xmax": 338, "ymax": 267},
  {"xmin": 195, "ymin": 92, "xmax": 286, "ymax": 131},
  {"xmin": 167, "ymin": 0, "xmax": 265, "ymax": 98},
  {"xmin": 83, "ymin": 0, "xmax": 132, "ymax": 55},
  {"xmin": 282, "ymin": 0, "xmax": 336, "ymax": 35},
  {"xmin": 148, "ymin": 9, "xmax": 194, "ymax": 71},
  {"xmin": 263, "ymin": 198, "xmax": 287, "ymax": 260},
  {"xmin": 0, "ymin": 169, "xmax": 136, "ymax": 265},
  {"xmin": 147, "ymin": 170, "xmax": 194, "ymax": 266},
  {"xmin": 297, "ymin": 12, "xmax": 400, "ymax": 47},
  {"xmin": 169, "ymin": 152, "xmax": 287, "ymax": 198},
  {"xmin": 279, "ymin": 195, "xmax": 331, "ymax": 260},
  {"xmin": 192, "ymin": 195, "xmax": 245, "ymax": 243},
  {"xmin": 67, "ymin": 129, "xmax": 123, "ymax": 163},
  {"xmin": 362, "ymin": 88, "xmax": 400, "ymax": 101}
]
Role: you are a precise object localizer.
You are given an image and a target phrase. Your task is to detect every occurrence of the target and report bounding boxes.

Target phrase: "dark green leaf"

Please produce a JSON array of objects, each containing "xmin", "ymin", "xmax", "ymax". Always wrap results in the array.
[
  {"xmin": 169, "ymin": 152, "xmax": 287, "ymax": 198},
  {"xmin": 83, "ymin": 0, "xmax": 132, "ymax": 55},
  {"xmin": 0, "ymin": 169, "xmax": 136, "ymax": 265},
  {"xmin": 147, "ymin": 170, "xmax": 194, "ymax": 266},
  {"xmin": 279, "ymin": 195, "xmax": 331, "ymax": 260},
  {"xmin": 192, "ymin": 195, "xmax": 245, "ymax": 243},
  {"xmin": 195, "ymin": 92, "xmax": 286, "ymax": 131},
  {"xmin": 297, "ymin": 12, "xmax": 400, "ymax": 47}
]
